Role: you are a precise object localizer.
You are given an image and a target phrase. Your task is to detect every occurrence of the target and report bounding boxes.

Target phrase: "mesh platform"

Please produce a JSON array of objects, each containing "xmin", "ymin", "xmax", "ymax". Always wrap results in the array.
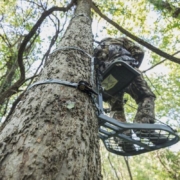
[{"xmin": 98, "ymin": 114, "xmax": 179, "ymax": 156}]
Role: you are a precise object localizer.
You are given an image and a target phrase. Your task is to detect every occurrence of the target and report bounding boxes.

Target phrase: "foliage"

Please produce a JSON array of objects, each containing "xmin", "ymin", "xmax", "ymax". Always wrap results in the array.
[
  {"xmin": 101, "ymin": 146, "xmax": 180, "ymax": 180},
  {"xmin": 148, "ymin": 0, "xmax": 180, "ymax": 19},
  {"xmin": 0, "ymin": 0, "xmax": 72, "ymax": 119}
]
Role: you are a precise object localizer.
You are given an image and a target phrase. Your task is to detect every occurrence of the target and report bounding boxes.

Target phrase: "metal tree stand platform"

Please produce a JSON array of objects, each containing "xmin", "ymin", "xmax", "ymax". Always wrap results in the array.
[{"xmin": 96, "ymin": 59, "xmax": 179, "ymax": 156}]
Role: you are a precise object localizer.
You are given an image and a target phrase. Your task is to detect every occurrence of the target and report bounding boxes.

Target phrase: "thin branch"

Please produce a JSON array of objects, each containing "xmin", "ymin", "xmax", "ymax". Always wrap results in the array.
[
  {"xmin": 0, "ymin": 74, "xmax": 38, "ymax": 132},
  {"xmin": 0, "ymin": 34, "xmax": 11, "ymax": 47},
  {"xmin": 156, "ymin": 151, "xmax": 176, "ymax": 179},
  {"xmin": 143, "ymin": 59, "xmax": 167, "ymax": 73},
  {"xmin": 1, "ymin": 13, "xmax": 64, "ymax": 131},
  {"xmin": 0, "ymin": 60, "xmax": 18, "ymax": 93},
  {"xmin": 0, "ymin": 24, "xmax": 12, "ymax": 47},
  {"xmin": 144, "ymin": 74, "xmax": 165, "ymax": 102},
  {"xmin": 108, "ymin": 154, "xmax": 120, "ymax": 180},
  {"xmin": 11, "ymin": 35, "xmax": 25, "ymax": 48},
  {"xmin": 30, "ymin": 28, "xmax": 60, "ymax": 81},
  {"xmin": 0, "ymin": 92, "xmax": 25, "ymax": 132},
  {"xmin": 40, "ymin": 0, "xmax": 48, "ymax": 11},
  {"xmin": 148, "ymin": 0, "xmax": 180, "ymax": 19},
  {"xmin": 142, "ymin": 51, "xmax": 180, "ymax": 73},
  {"xmin": 91, "ymin": 2, "xmax": 180, "ymax": 64},
  {"xmin": 17, "ymin": 4, "xmax": 74, "ymax": 80},
  {"xmin": 0, "ymin": 0, "xmax": 75, "ymax": 105},
  {"xmin": 1, "ymin": 99, "xmax": 9, "ymax": 117},
  {"xmin": 124, "ymin": 157, "xmax": 133, "ymax": 180},
  {"xmin": 26, "ymin": 15, "xmax": 62, "ymax": 86},
  {"xmin": 26, "ymin": 0, "xmax": 43, "ymax": 9},
  {"xmin": 0, "ymin": 64, "xmax": 7, "ymax": 72}
]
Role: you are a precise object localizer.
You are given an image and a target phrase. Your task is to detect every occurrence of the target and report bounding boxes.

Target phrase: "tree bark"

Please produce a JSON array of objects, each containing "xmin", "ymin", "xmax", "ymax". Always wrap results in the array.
[{"xmin": 0, "ymin": 0, "xmax": 102, "ymax": 179}]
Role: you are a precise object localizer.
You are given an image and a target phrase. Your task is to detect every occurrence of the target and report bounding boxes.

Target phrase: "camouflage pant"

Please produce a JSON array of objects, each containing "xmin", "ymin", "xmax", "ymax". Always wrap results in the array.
[{"xmin": 107, "ymin": 72, "xmax": 156, "ymax": 124}]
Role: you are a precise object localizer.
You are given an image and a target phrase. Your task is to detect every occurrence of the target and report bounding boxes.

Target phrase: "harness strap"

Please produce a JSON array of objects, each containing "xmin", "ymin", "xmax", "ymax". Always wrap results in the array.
[{"xmin": 27, "ymin": 79, "xmax": 78, "ymax": 90}]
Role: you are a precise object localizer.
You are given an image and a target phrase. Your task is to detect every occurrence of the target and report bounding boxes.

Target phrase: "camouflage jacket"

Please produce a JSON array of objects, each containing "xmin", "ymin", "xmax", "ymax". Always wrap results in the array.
[{"xmin": 94, "ymin": 37, "xmax": 144, "ymax": 68}]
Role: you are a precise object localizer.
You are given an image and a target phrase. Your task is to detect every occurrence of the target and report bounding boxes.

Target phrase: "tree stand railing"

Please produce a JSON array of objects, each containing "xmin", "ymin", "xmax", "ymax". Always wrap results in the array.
[{"xmin": 95, "ymin": 59, "xmax": 179, "ymax": 156}]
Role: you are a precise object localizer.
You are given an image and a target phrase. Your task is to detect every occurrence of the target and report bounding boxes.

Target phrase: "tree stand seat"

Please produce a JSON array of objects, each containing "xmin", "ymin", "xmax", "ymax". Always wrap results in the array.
[
  {"xmin": 100, "ymin": 59, "xmax": 140, "ymax": 100},
  {"xmin": 96, "ymin": 60, "xmax": 179, "ymax": 156}
]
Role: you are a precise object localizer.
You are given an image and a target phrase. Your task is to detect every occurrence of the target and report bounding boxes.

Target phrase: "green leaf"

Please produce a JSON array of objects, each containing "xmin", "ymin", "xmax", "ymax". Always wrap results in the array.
[{"xmin": 66, "ymin": 101, "xmax": 76, "ymax": 109}]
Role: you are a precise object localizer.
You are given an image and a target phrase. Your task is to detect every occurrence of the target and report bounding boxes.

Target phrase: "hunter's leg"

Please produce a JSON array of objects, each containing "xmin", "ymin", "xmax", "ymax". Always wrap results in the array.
[
  {"xmin": 107, "ymin": 92, "xmax": 126, "ymax": 123},
  {"xmin": 125, "ymin": 73, "xmax": 156, "ymax": 124},
  {"xmin": 134, "ymin": 97, "xmax": 155, "ymax": 124},
  {"xmin": 126, "ymin": 73, "xmax": 167, "ymax": 145},
  {"xmin": 107, "ymin": 93, "xmax": 136, "ymax": 152}
]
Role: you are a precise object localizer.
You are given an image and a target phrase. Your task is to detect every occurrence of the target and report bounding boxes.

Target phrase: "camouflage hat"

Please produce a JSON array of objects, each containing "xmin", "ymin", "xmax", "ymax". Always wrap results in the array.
[{"xmin": 94, "ymin": 37, "xmax": 144, "ymax": 68}]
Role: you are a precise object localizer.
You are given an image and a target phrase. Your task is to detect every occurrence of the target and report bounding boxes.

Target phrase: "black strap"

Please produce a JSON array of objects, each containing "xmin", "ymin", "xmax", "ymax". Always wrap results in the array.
[{"xmin": 27, "ymin": 79, "xmax": 97, "ymax": 95}]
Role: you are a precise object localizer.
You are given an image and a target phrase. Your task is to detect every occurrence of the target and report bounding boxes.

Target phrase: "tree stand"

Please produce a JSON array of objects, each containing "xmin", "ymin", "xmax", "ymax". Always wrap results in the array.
[
  {"xmin": 95, "ymin": 59, "xmax": 179, "ymax": 156},
  {"xmin": 28, "ymin": 47, "xmax": 179, "ymax": 156}
]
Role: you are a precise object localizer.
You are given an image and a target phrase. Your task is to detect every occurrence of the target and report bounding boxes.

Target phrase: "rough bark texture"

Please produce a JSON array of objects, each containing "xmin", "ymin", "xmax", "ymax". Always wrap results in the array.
[{"xmin": 0, "ymin": 0, "xmax": 102, "ymax": 179}]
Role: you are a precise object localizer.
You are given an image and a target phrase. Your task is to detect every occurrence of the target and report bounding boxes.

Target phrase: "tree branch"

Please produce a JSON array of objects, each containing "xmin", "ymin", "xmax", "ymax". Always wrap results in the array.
[
  {"xmin": 0, "ymin": 91, "xmax": 25, "ymax": 132},
  {"xmin": 148, "ymin": 0, "xmax": 180, "ymax": 19},
  {"xmin": 142, "ymin": 51, "xmax": 180, "ymax": 73},
  {"xmin": 156, "ymin": 151, "xmax": 177, "ymax": 179},
  {"xmin": 0, "ymin": 13, "xmax": 63, "ymax": 131},
  {"xmin": 124, "ymin": 157, "xmax": 133, "ymax": 180},
  {"xmin": 143, "ymin": 59, "xmax": 167, "ymax": 73},
  {"xmin": 0, "ymin": 24, "xmax": 12, "ymax": 47},
  {"xmin": 92, "ymin": 2, "xmax": 180, "ymax": 64},
  {"xmin": 0, "ymin": 1, "xmax": 75, "ymax": 105},
  {"xmin": 0, "ymin": 99, "xmax": 9, "ymax": 117},
  {"xmin": 0, "ymin": 34, "xmax": 11, "ymax": 47},
  {"xmin": 108, "ymin": 154, "xmax": 120, "ymax": 180},
  {"xmin": 17, "ymin": 4, "xmax": 74, "ymax": 81}
]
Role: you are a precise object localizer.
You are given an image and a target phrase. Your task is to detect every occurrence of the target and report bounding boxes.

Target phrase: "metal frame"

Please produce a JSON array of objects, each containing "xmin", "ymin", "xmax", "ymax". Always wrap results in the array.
[{"xmin": 96, "ymin": 60, "xmax": 179, "ymax": 156}]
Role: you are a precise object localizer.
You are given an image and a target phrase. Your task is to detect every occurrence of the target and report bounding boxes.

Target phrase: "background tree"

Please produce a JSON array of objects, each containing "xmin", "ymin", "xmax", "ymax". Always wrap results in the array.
[{"xmin": 148, "ymin": 0, "xmax": 180, "ymax": 19}]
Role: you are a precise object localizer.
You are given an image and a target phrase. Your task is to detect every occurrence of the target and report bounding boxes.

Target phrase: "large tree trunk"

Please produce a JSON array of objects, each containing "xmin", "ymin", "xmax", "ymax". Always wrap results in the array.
[{"xmin": 0, "ymin": 0, "xmax": 102, "ymax": 179}]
